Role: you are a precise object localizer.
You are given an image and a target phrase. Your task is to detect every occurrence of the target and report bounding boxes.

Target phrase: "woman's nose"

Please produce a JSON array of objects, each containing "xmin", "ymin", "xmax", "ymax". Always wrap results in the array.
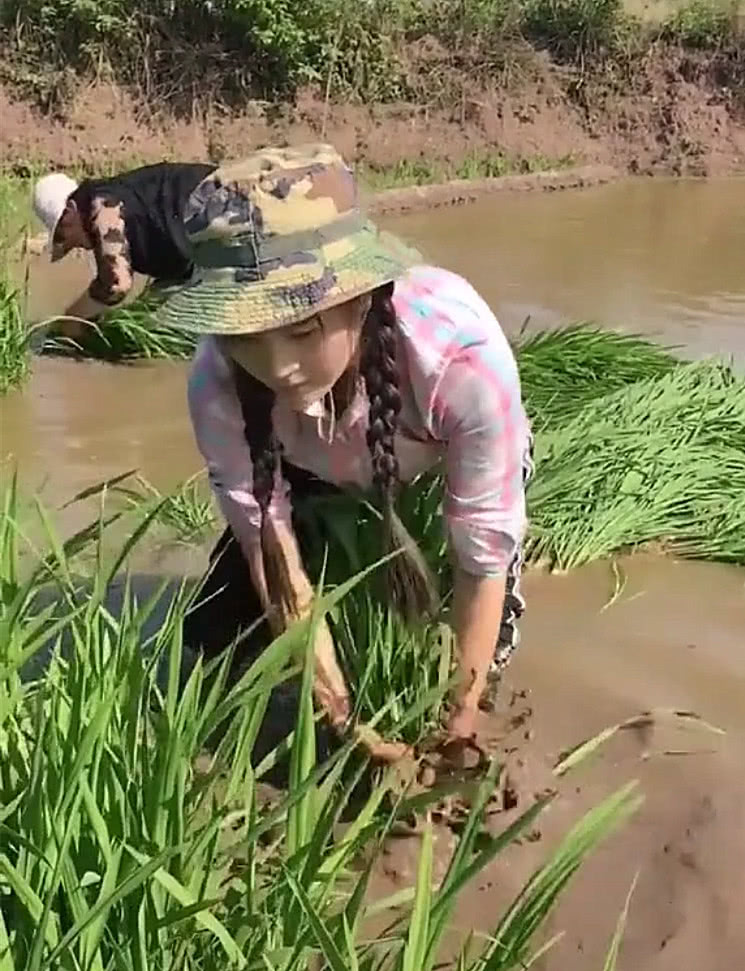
[{"xmin": 265, "ymin": 337, "xmax": 300, "ymax": 380}]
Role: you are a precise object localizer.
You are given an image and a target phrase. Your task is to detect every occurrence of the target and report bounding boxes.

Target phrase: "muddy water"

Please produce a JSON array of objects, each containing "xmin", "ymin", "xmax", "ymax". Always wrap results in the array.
[
  {"xmin": 385, "ymin": 177, "xmax": 745, "ymax": 362},
  {"xmin": 372, "ymin": 555, "xmax": 745, "ymax": 970},
  {"xmin": 2, "ymin": 178, "xmax": 745, "ymax": 967}
]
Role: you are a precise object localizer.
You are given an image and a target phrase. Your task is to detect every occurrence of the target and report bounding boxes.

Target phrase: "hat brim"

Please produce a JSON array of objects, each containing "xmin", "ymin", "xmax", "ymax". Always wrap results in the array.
[{"xmin": 158, "ymin": 225, "xmax": 420, "ymax": 336}]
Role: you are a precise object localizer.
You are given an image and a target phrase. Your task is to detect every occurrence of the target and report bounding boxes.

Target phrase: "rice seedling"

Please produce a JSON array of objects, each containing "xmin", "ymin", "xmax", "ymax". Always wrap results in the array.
[
  {"xmin": 0, "ymin": 484, "xmax": 640, "ymax": 969},
  {"xmin": 293, "ymin": 481, "xmax": 451, "ymax": 743},
  {"xmin": 42, "ymin": 288, "xmax": 198, "ymax": 362},
  {"xmin": 515, "ymin": 324, "xmax": 679, "ymax": 431},
  {"xmin": 114, "ymin": 471, "xmax": 217, "ymax": 543},
  {"xmin": 0, "ymin": 278, "xmax": 30, "ymax": 394},
  {"xmin": 526, "ymin": 358, "xmax": 745, "ymax": 570}
]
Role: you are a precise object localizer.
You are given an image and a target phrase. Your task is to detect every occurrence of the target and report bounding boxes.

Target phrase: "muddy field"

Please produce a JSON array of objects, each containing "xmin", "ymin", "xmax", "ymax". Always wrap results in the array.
[
  {"xmin": 2, "ymin": 171, "xmax": 744, "ymax": 967},
  {"xmin": 370, "ymin": 554, "xmax": 745, "ymax": 971}
]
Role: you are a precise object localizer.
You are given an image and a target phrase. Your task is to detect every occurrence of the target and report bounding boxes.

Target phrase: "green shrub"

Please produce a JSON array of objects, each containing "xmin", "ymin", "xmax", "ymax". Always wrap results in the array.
[
  {"xmin": 663, "ymin": 0, "xmax": 737, "ymax": 49},
  {"xmin": 520, "ymin": 0, "xmax": 630, "ymax": 61},
  {"xmin": 42, "ymin": 289, "xmax": 198, "ymax": 361}
]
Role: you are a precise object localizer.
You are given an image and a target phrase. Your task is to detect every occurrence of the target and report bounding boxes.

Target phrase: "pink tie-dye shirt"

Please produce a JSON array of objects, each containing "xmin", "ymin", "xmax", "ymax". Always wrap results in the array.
[{"xmin": 188, "ymin": 265, "xmax": 532, "ymax": 577}]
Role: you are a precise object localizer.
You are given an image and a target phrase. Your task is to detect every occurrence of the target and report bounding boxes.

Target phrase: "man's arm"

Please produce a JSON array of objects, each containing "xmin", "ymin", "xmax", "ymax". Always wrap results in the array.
[{"xmin": 87, "ymin": 195, "xmax": 134, "ymax": 307}]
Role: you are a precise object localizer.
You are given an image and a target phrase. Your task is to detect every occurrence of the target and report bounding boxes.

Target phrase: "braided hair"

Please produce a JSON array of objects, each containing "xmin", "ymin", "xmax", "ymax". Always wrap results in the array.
[
  {"xmin": 359, "ymin": 283, "xmax": 439, "ymax": 621},
  {"xmin": 231, "ymin": 282, "xmax": 439, "ymax": 624}
]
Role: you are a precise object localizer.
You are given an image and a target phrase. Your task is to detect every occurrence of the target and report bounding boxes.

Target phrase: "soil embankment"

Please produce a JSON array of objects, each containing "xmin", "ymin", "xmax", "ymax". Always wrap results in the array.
[{"xmin": 1, "ymin": 42, "xmax": 744, "ymax": 179}]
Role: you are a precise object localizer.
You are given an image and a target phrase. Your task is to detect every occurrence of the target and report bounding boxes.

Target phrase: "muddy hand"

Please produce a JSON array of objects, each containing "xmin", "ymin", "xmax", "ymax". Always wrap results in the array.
[
  {"xmin": 419, "ymin": 708, "xmax": 491, "ymax": 773},
  {"xmin": 353, "ymin": 723, "xmax": 413, "ymax": 764}
]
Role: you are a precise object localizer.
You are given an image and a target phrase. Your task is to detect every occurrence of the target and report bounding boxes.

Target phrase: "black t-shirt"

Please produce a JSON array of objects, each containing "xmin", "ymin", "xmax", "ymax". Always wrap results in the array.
[{"xmin": 72, "ymin": 162, "xmax": 215, "ymax": 294}]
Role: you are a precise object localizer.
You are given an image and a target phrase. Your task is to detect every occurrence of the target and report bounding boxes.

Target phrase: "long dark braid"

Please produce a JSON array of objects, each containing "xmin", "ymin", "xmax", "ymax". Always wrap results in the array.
[
  {"xmin": 361, "ymin": 283, "xmax": 439, "ymax": 622},
  {"xmin": 231, "ymin": 363, "xmax": 295, "ymax": 616},
  {"xmin": 232, "ymin": 363, "xmax": 278, "ymax": 515}
]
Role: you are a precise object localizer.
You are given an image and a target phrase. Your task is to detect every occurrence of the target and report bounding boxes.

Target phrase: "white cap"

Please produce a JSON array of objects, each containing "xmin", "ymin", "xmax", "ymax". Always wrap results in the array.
[{"xmin": 33, "ymin": 172, "xmax": 79, "ymax": 236}]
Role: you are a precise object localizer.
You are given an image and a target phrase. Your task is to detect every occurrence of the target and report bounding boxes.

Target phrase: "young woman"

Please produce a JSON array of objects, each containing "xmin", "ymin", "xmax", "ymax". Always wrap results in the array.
[
  {"xmin": 33, "ymin": 162, "xmax": 215, "ymax": 328},
  {"xmin": 161, "ymin": 144, "xmax": 533, "ymax": 758}
]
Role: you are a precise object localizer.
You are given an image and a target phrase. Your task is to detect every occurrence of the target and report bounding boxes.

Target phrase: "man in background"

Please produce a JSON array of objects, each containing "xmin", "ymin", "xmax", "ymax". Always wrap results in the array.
[{"xmin": 33, "ymin": 161, "xmax": 216, "ymax": 330}]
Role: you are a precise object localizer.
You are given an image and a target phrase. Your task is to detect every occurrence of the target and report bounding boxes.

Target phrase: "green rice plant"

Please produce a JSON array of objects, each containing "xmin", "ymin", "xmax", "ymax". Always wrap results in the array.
[
  {"xmin": 115, "ymin": 471, "xmax": 217, "ymax": 543},
  {"xmin": 602, "ymin": 871, "xmax": 639, "ymax": 971},
  {"xmin": 293, "ymin": 478, "xmax": 451, "ymax": 743},
  {"xmin": 515, "ymin": 324, "xmax": 679, "ymax": 430},
  {"xmin": 0, "ymin": 482, "xmax": 640, "ymax": 969},
  {"xmin": 42, "ymin": 288, "xmax": 198, "ymax": 362},
  {"xmin": 0, "ymin": 172, "xmax": 34, "ymax": 251},
  {"xmin": 0, "ymin": 278, "xmax": 31, "ymax": 394},
  {"xmin": 526, "ymin": 358, "xmax": 745, "ymax": 569}
]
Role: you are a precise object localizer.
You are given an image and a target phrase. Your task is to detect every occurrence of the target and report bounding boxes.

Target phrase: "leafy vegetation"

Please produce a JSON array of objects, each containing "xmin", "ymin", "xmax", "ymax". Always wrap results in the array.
[
  {"xmin": 0, "ymin": 279, "xmax": 30, "ymax": 394},
  {"xmin": 41, "ymin": 289, "xmax": 198, "ymax": 362},
  {"xmin": 360, "ymin": 151, "xmax": 575, "ymax": 191},
  {"xmin": 0, "ymin": 479, "xmax": 642, "ymax": 968},
  {"xmin": 514, "ymin": 324, "xmax": 679, "ymax": 430},
  {"xmin": 1, "ymin": 0, "xmax": 742, "ymax": 110},
  {"xmin": 118, "ymin": 471, "xmax": 218, "ymax": 543},
  {"xmin": 526, "ymin": 357, "xmax": 745, "ymax": 570}
]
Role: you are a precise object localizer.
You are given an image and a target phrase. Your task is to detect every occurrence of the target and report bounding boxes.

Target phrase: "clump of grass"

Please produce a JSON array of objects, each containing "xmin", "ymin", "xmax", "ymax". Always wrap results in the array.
[
  {"xmin": 0, "ymin": 277, "xmax": 30, "ymax": 394},
  {"xmin": 662, "ymin": 0, "xmax": 739, "ymax": 50},
  {"xmin": 360, "ymin": 151, "xmax": 573, "ymax": 191},
  {"xmin": 0, "ymin": 481, "xmax": 640, "ymax": 969},
  {"xmin": 515, "ymin": 323, "xmax": 679, "ymax": 430},
  {"xmin": 43, "ymin": 288, "xmax": 198, "ymax": 361},
  {"xmin": 118, "ymin": 471, "xmax": 217, "ymax": 543},
  {"xmin": 527, "ymin": 357, "xmax": 745, "ymax": 570},
  {"xmin": 294, "ymin": 477, "xmax": 451, "ymax": 742},
  {"xmin": 0, "ymin": 171, "xmax": 34, "ymax": 248}
]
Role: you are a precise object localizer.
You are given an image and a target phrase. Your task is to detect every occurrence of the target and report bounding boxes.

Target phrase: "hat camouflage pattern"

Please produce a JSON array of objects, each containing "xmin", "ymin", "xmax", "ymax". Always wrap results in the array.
[{"xmin": 159, "ymin": 144, "xmax": 420, "ymax": 335}]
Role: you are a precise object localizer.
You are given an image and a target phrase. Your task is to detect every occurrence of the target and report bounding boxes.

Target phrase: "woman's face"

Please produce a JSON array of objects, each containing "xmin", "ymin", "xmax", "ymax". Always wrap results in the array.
[{"xmin": 222, "ymin": 295, "xmax": 369, "ymax": 411}]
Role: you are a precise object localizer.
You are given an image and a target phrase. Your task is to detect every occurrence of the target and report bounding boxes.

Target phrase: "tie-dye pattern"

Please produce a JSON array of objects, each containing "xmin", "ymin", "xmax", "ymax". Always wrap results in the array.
[{"xmin": 187, "ymin": 265, "xmax": 531, "ymax": 576}]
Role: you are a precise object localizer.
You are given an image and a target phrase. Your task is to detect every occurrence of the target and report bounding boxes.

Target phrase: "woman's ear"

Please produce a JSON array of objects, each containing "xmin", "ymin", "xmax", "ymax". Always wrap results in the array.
[{"xmin": 357, "ymin": 293, "xmax": 373, "ymax": 321}]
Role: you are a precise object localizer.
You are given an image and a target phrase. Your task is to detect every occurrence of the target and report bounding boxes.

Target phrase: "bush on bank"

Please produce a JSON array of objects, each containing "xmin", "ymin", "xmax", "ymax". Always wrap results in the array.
[{"xmin": 1, "ymin": 0, "xmax": 743, "ymax": 110}]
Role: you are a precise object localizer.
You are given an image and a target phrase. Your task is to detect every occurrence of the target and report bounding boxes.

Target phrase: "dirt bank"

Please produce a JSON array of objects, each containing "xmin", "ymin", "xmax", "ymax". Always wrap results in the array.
[
  {"xmin": 1, "ymin": 45, "xmax": 744, "ymax": 179},
  {"xmin": 369, "ymin": 165, "xmax": 619, "ymax": 215}
]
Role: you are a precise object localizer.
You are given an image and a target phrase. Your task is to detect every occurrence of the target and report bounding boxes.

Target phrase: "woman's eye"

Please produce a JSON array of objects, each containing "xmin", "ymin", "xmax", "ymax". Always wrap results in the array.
[{"xmin": 290, "ymin": 319, "xmax": 320, "ymax": 340}]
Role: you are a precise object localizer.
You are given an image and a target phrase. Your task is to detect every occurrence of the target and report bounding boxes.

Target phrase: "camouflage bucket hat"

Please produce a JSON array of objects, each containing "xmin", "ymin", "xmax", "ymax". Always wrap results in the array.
[{"xmin": 158, "ymin": 144, "xmax": 420, "ymax": 335}]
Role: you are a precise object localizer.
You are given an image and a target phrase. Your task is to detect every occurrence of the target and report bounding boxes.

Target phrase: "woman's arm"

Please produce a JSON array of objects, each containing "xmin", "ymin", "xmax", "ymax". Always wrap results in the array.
[
  {"xmin": 427, "ymin": 332, "xmax": 529, "ymax": 739},
  {"xmin": 188, "ymin": 339, "xmax": 352, "ymax": 727},
  {"xmin": 449, "ymin": 570, "xmax": 506, "ymax": 737}
]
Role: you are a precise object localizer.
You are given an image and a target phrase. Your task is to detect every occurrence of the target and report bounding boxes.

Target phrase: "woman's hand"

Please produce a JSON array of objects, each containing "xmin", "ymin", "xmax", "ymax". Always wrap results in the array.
[{"xmin": 445, "ymin": 701, "xmax": 479, "ymax": 741}]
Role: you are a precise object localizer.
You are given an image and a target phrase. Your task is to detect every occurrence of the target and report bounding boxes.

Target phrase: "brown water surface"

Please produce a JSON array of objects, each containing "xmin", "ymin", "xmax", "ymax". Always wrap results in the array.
[{"xmin": 385, "ymin": 177, "xmax": 745, "ymax": 361}]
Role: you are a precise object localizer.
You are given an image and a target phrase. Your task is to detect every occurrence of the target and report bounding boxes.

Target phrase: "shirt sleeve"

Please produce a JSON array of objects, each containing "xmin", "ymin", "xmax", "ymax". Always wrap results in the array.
[
  {"xmin": 86, "ymin": 194, "xmax": 134, "ymax": 306},
  {"xmin": 429, "ymin": 342, "xmax": 529, "ymax": 578},
  {"xmin": 187, "ymin": 338, "xmax": 293, "ymax": 559}
]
